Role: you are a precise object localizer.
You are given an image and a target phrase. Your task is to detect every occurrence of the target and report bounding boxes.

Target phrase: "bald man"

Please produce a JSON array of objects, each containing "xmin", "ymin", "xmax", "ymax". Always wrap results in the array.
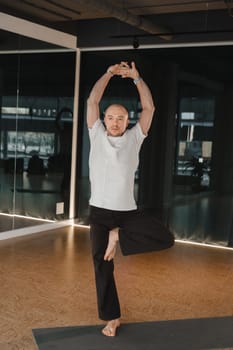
[{"xmin": 87, "ymin": 61, "xmax": 174, "ymax": 337}]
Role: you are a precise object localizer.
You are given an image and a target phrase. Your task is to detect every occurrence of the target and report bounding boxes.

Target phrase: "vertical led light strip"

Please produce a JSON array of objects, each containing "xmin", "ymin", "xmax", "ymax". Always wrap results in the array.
[{"xmin": 69, "ymin": 49, "xmax": 81, "ymax": 219}]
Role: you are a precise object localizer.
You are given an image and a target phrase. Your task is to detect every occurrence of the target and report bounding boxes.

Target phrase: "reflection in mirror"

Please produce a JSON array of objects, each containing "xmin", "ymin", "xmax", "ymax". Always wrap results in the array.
[
  {"xmin": 15, "ymin": 51, "xmax": 75, "ymax": 221},
  {"xmin": 0, "ymin": 27, "xmax": 76, "ymax": 233},
  {"xmin": 77, "ymin": 46, "xmax": 233, "ymax": 247},
  {"xmin": 0, "ymin": 30, "xmax": 19, "ymax": 232}
]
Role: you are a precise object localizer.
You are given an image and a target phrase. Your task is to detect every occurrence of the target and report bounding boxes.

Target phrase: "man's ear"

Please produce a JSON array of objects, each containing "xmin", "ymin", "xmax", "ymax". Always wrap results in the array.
[{"xmin": 103, "ymin": 115, "xmax": 108, "ymax": 129}]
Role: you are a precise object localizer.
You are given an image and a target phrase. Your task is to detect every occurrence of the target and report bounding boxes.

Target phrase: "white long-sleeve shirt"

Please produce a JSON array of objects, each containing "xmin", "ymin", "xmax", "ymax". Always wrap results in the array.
[{"xmin": 88, "ymin": 119, "xmax": 146, "ymax": 211}]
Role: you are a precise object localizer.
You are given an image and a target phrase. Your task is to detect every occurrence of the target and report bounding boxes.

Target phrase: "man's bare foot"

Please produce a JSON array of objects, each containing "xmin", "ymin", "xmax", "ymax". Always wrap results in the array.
[
  {"xmin": 104, "ymin": 227, "xmax": 119, "ymax": 261},
  {"xmin": 102, "ymin": 319, "xmax": 120, "ymax": 337}
]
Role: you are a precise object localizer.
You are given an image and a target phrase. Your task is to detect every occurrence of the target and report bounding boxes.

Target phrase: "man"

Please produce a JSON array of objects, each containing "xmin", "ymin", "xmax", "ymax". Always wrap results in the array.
[{"xmin": 87, "ymin": 61, "xmax": 174, "ymax": 337}]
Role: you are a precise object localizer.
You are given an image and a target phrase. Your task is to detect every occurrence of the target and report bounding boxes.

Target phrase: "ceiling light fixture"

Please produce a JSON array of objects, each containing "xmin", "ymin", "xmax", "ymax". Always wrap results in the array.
[{"xmin": 133, "ymin": 36, "xmax": 139, "ymax": 49}]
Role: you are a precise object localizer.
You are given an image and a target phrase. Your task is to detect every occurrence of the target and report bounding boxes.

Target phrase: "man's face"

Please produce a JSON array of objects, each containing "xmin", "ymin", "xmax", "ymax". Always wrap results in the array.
[{"xmin": 104, "ymin": 105, "xmax": 129, "ymax": 137}]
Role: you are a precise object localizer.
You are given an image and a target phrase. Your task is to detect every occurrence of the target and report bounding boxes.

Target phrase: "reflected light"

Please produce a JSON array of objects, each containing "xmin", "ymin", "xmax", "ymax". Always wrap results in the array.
[
  {"xmin": 176, "ymin": 239, "xmax": 233, "ymax": 251},
  {"xmin": 64, "ymin": 227, "xmax": 76, "ymax": 282},
  {"xmin": 67, "ymin": 226, "xmax": 75, "ymax": 255},
  {"xmin": 0, "ymin": 212, "xmax": 55, "ymax": 223},
  {"xmin": 73, "ymin": 223, "xmax": 90, "ymax": 229}
]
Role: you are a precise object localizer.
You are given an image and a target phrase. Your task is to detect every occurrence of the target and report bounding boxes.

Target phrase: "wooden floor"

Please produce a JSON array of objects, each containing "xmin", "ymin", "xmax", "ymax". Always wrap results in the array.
[{"xmin": 0, "ymin": 226, "xmax": 233, "ymax": 350}]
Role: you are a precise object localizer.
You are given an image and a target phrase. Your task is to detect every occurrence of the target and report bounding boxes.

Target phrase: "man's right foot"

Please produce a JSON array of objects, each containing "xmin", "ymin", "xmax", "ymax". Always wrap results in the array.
[{"xmin": 102, "ymin": 319, "xmax": 120, "ymax": 337}]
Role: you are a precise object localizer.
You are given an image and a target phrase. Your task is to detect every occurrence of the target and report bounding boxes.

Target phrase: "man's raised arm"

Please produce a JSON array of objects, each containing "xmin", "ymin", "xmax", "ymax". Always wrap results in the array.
[
  {"xmin": 86, "ymin": 64, "xmax": 120, "ymax": 129},
  {"xmin": 122, "ymin": 62, "xmax": 155, "ymax": 135}
]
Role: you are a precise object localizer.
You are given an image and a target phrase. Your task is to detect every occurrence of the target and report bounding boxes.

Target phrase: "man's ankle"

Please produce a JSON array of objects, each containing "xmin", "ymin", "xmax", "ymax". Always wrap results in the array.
[{"xmin": 110, "ymin": 227, "xmax": 119, "ymax": 241}]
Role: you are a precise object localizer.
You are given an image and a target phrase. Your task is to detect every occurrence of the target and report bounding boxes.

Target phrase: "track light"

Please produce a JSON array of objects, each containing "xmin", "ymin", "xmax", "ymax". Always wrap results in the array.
[{"xmin": 133, "ymin": 36, "xmax": 139, "ymax": 49}]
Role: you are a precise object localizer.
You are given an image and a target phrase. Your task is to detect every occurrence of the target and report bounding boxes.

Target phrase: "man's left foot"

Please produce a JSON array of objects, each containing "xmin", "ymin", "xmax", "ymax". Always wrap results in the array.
[{"xmin": 104, "ymin": 228, "xmax": 119, "ymax": 261}]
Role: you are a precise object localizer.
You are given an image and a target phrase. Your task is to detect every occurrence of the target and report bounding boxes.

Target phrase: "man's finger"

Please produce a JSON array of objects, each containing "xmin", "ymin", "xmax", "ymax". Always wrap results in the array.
[
  {"xmin": 120, "ymin": 61, "xmax": 129, "ymax": 68},
  {"xmin": 131, "ymin": 61, "xmax": 136, "ymax": 69}
]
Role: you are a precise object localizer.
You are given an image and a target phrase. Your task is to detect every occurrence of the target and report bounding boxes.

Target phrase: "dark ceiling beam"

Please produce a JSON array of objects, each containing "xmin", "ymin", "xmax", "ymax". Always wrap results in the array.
[{"xmin": 72, "ymin": 0, "xmax": 172, "ymax": 40}]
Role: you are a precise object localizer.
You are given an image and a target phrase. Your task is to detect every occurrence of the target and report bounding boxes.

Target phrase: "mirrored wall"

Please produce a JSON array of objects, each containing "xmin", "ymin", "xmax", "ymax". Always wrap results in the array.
[
  {"xmin": 76, "ymin": 46, "xmax": 233, "ymax": 247},
  {"xmin": 0, "ymin": 21, "xmax": 77, "ymax": 233}
]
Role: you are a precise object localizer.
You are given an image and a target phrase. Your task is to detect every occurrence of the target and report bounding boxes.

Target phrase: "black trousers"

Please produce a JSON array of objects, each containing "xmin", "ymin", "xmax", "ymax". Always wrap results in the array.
[{"xmin": 89, "ymin": 205, "xmax": 174, "ymax": 321}]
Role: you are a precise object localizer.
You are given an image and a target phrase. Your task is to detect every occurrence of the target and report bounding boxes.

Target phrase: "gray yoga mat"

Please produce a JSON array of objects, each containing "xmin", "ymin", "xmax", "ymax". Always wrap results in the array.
[{"xmin": 32, "ymin": 316, "xmax": 233, "ymax": 350}]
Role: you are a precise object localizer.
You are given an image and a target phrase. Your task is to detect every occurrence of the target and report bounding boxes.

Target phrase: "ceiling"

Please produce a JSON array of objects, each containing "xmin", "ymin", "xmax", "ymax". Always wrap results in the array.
[
  {"xmin": 0, "ymin": 0, "xmax": 231, "ymax": 22},
  {"xmin": 0, "ymin": 0, "xmax": 233, "ymax": 47},
  {"xmin": 1, "ymin": 0, "xmax": 233, "ymax": 85}
]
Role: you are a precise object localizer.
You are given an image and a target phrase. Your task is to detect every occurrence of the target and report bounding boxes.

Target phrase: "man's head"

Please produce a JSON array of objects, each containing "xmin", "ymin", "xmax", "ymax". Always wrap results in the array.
[{"xmin": 104, "ymin": 104, "xmax": 129, "ymax": 137}]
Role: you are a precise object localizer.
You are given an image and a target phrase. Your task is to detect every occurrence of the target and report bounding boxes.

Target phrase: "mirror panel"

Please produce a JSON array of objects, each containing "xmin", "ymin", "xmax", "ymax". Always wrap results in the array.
[{"xmin": 0, "ymin": 25, "xmax": 76, "ymax": 233}]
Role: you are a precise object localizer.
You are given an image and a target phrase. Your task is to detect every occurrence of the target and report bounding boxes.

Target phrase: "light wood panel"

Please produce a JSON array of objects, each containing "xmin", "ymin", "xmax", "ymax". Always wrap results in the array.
[{"xmin": 0, "ymin": 226, "xmax": 233, "ymax": 349}]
